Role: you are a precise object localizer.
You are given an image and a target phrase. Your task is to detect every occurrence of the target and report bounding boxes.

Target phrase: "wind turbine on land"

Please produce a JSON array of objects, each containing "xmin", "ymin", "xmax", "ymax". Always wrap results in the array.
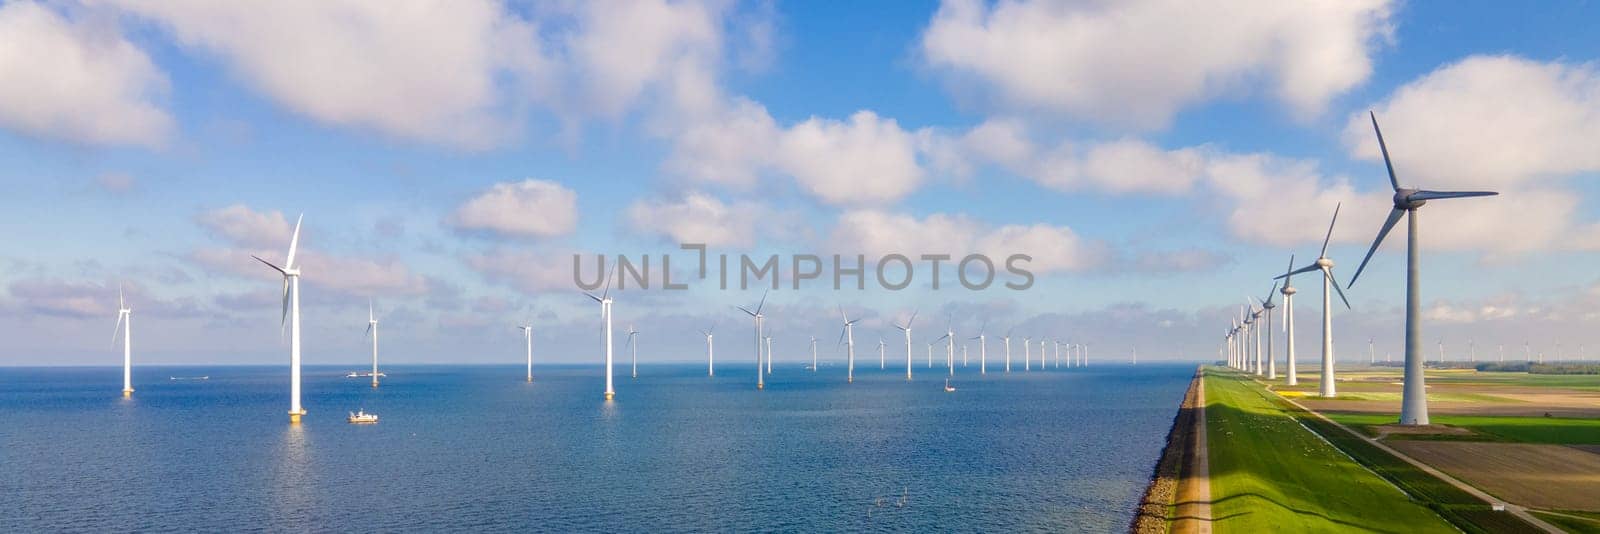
[
  {"xmin": 839, "ymin": 307, "xmax": 860, "ymax": 383},
  {"xmin": 252, "ymin": 214, "xmax": 306, "ymax": 422},
  {"xmin": 1279, "ymin": 255, "xmax": 1300, "ymax": 386},
  {"xmin": 1348, "ymin": 111, "xmax": 1498, "ymax": 426},
  {"xmin": 1369, "ymin": 339, "xmax": 1376, "ymax": 365},
  {"xmin": 1260, "ymin": 283, "xmax": 1279, "ymax": 380},
  {"xmin": 113, "ymin": 287, "xmax": 132, "ymax": 397},
  {"xmin": 699, "ymin": 324, "xmax": 715, "ymax": 377},
  {"xmin": 518, "ymin": 323, "xmax": 534, "ymax": 382},
  {"xmin": 893, "ymin": 310, "xmax": 918, "ymax": 381},
  {"xmin": 1277, "ymin": 203, "xmax": 1351, "ymax": 398},
  {"xmin": 366, "ymin": 300, "xmax": 380, "ymax": 388},
  {"xmin": 1245, "ymin": 303, "xmax": 1260, "ymax": 376},
  {"xmin": 736, "ymin": 290, "xmax": 769, "ymax": 390},
  {"xmin": 583, "ymin": 263, "xmax": 619, "ymax": 400}
]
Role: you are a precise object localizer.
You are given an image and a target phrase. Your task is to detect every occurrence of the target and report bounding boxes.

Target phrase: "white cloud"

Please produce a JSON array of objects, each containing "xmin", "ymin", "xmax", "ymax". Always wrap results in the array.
[
  {"xmin": 662, "ymin": 98, "xmax": 778, "ymax": 187},
  {"xmin": 828, "ymin": 210, "xmax": 1108, "ymax": 274},
  {"xmin": 450, "ymin": 180, "xmax": 578, "ymax": 239},
  {"xmin": 0, "ymin": 2, "xmax": 171, "ymax": 146},
  {"xmin": 196, "ymin": 204, "xmax": 292, "ymax": 248},
  {"xmin": 562, "ymin": 0, "xmax": 726, "ymax": 119},
  {"xmin": 107, "ymin": 0, "xmax": 543, "ymax": 149},
  {"xmin": 775, "ymin": 111, "xmax": 924, "ymax": 205},
  {"xmin": 464, "ymin": 248, "xmax": 576, "ymax": 294},
  {"xmin": 190, "ymin": 205, "xmax": 427, "ymax": 296},
  {"xmin": 1345, "ymin": 55, "xmax": 1600, "ymax": 190},
  {"xmin": 920, "ymin": 0, "xmax": 1392, "ymax": 129},
  {"xmin": 625, "ymin": 193, "xmax": 766, "ymax": 247}
]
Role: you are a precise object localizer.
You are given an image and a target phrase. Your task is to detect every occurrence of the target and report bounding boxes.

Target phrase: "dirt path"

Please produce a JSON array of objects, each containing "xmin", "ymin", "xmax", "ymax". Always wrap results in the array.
[
  {"xmin": 1171, "ymin": 373, "xmax": 1212, "ymax": 533},
  {"xmin": 1264, "ymin": 381, "xmax": 1564, "ymax": 533}
]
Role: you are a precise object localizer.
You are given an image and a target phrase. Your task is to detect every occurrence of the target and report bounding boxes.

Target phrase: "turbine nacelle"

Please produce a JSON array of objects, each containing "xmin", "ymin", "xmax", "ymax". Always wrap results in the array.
[
  {"xmin": 1315, "ymin": 257, "xmax": 1333, "ymax": 269},
  {"xmin": 1395, "ymin": 187, "xmax": 1427, "ymax": 209}
]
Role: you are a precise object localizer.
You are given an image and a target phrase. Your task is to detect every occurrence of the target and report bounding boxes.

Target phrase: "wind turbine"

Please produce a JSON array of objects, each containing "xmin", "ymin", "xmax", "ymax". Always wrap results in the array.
[
  {"xmin": 1003, "ymin": 328, "xmax": 1013, "ymax": 372},
  {"xmin": 366, "ymin": 300, "xmax": 380, "ymax": 388},
  {"xmin": 1260, "ymin": 282, "xmax": 1279, "ymax": 380},
  {"xmin": 518, "ymin": 323, "xmax": 534, "ymax": 382},
  {"xmin": 736, "ymin": 290, "xmax": 769, "ymax": 390},
  {"xmin": 765, "ymin": 332, "xmax": 774, "ymax": 374},
  {"xmin": 1368, "ymin": 339, "xmax": 1376, "ymax": 365},
  {"xmin": 969, "ymin": 324, "xmax": 988, "ymax": 375},
  {"xmin": 839, "ymin": 307, "xmax": 860, "ymax": 383},
  {"xmin": 699, "ymin": 324, "xmax": 715, "ymax": 377},
  {"xmin": 113, "ymin": 287, "xmax": 132, "ymax": 398},
  {"xmin": 1024, "ymin": 336, "xmax": 1032, "ymax": 372},
  {"xmin": 933, "ymin": 318, "xmax": 956, "ymax": 378},
  {"xmin": 1052, "ymin": 339, "xmax": 1060, "ymax": 369},
  {"xmin": 1245, "ymin": 302, "xmax": 1260, "ymax": 376},
  {"xmin": 926, "ymin": 342, "xmax": 935, "ymax": 372},
  {"xmin": 1280, "ymin": 255, "xmax": 1300, "ymax": 385},
  {"xmin": 1470, "ymin": 339, "xmax": 1477, "ymax": 362},
  {"xmin": 1437, "ymin": 339, "xmax": 1445, "ymax": 363},
  {"xmin": 1348, "ymin": 111, "xmax": 1499, "ymax": 426},
  {"xmin": 252, "ymin": 214, "xmax": 306, "ymax": 423},
  {"xmin": 893, "ymin": 310, "xmax": 918, "ymax": 381},
  {"xmin": 878, "ymin": 337, "xmax": 887, "ymax": 370},
  {"xmin": 626, "ymin": 325, "xmax": 640, "ymax": 379},
  {"xmin": 583, "ymin": 263, "xmax": 618, "ymax": 401},
  {"xmin": 1039, "ymin": 339, "xmax": 1047, "ymax": 370},
  {"xmin": 810, "ymin": 336, "xmax": 818, "ymax": 372},
  {"xmin": 1277, "ymin": 204, "xmax": 1351, "ymax": 397}
]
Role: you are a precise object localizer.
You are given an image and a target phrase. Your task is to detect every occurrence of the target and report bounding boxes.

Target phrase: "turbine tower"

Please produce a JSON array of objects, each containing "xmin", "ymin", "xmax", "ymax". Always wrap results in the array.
[
  {"xmin": 626, "ymin": 325, "xmax": 639, "ymax": 379},
  {"xmin": 1245, "ymin": 303, "xmax": 1260, "ymax": 376},
  {"xmin": 765, "ymin": 333, "xmax": 774, "ymax": 374},
  {"xmin": 893, "ymin": 310, "xmax": 918, "ymax": 381},
  {"xmin": 810, "ymin": 336, "xmax": 818, "ymax": 372},
  {"xmin": 113, "ymin": 287, "xmax": 132, "ymax": 398},
  {"xmin": 252, "ymin": 214, "xmax": 306, "ymax": 422},
  {"xmin": 366, "ymin": 300, "xmax": 380, "ymax": 388},
  {"xmin": 1003, "ymin": 329, "xmax": 1013, "ymax": 372},
  {"xmin": 1260, "ymin": 283, "xmax": 1279, "ymax": 380},
  {"xmin": 1349, "ymin": 111, "xmax": 1498, "ymax": 426},
  {"xmin": 1278, "ymin": 204, "xmax": 1351, "ymax": 398},
  {"xmin": 583, "ymin": 264, "xmax": 618, "ymax": 401},
  {"xmin": 1024, "ymin": 336, "xmax": 1031, "ymax": 371},
  {"xmin": 839, "ymin": 307, "xmax": 860, "ymax": 383},
  {"xmin": 1039, "ymin": 339, "xmax": 1047, "ymax": 370},
  {"xmin": 969, "ymin": 324, "xmax": 988, "ymax": 375},
  {"xmin": 933, "ymin": 318, "xmax": 955, "ymax": 378},
  {"xmin": 1280, "ymin": 255, "xmax": 1300, "ymax": 386},
  {"xmin": 736, "ymin": 290, "xmax": 769, "ymax": 390},
  {"xmin": 518, "ymin": 324, "xmax": 534, "ymax": 382},
  {"xmin": 699, "ymin": 324, "xmax": 715, "ymax": 377},
  {"xmin": 878, "ymin": 337, "xmax": 887, "ymax": 370}
]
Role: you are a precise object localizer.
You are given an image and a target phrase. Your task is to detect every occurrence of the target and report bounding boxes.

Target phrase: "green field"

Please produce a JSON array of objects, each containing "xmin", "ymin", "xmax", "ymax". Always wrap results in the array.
[
  {"xmin": 1532, "ymin": 511, "xmax": 1600, "ymax": 534},
  {"xmin": 1323, "ymin": 412, "xmax": 1600, "ymax": 444},
  {"xmin": 1204, "ymin": 371, "xmax": 1458, "ymax": 533}
]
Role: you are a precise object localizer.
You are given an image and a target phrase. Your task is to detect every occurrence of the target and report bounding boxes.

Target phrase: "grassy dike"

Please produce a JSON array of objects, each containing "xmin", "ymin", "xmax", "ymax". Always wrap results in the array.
[{"xmin": 1202, "ymin": 369, "xmax": 1459, "ymax": 533}]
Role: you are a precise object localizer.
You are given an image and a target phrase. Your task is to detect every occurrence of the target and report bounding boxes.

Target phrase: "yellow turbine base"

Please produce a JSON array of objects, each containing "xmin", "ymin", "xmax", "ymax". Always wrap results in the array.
[
  {"xmin": 604, "ymin": 392, "xmax": 615, "ymax": 401},
  {"xmin": 122, "ymin": 389, "xmax": 133, "ymax": 397},
  {"xmin": 289, "ymin": 410, "xmax": 306, "ymax": 424},
  {"xmin": 757, "ymin": 383, "xmax": 764, "ymax": 389},
  {"xmin": 371, "ymin": 381, "xmax": 379, "ymax": 388}
]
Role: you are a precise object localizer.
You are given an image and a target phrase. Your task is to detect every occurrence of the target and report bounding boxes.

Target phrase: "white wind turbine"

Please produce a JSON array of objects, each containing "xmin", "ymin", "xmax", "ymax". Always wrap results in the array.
[
  {"xmin": 736, "ymin": 290, "xmax": 769, "ymax": 390},
  {"xmin": 969, "ymin": 324, "xmax": 988, "ymax": 375},
  {"xmin": 252, "ymin": 214, "xmax": 306, "ymax": 423},
  {"xmin": 582, "ymin": 264, "xmax": 618, "ymax": 401},
  {"xmin": 1279, "ymin": 255, "xmax": 1301, "ymax": 386},
  {"xmin": 933, "ymin": 318, "xmax": 956, "ymax": 378},
  {"xmin": 878, "ymin": 337, "xmax": 887, "ymax": 370},
  {"xmin": 1259, "ymin": 283, "xmax": 1279, "ymax": 380},
  {"xmin": 1052, "ymin": 339, "xmax": 1060, "ymax": 369},
  {"xmin": 1278, "ymin": 203, "xmax": 1352, "ymax": 398},
  {"xmin": 1003, "ymin": 328, "xmax": 1013, "ymax": 372},
  {"xmin": 1348, "ymin": 111, "xmax": 1498, "ymax": 425},
  {"xmin": 626, "ymin": 325, "xmax": 640, "ymax": 379},
  {"xmin": 810, "ymin": 336, "xmax": 818, "ymax": 372},
  {"xmin": 1039, "ymin": 339, "xmax": 1047, "ymax": 370},
  {"xmin": 839, "ymin": 307, "xmax": 861, "ymax": 383},
  {"xmin": 1369, "ymin": 339, "xmax": 1377, "ymax": 365},
  {"xmin": 113, "ymin": 287, "xmax": 133, "ymax": 398},
  {"xmin": 893, "ymin": 310, "xmax": 918, "ymax": 381},
  {"xmin": 699, "ymin": 324, "xmax": 716, "ymax": 377},
  {"xmin": 765, "ymin": 332, "xmax": 774, "ymax": 374},
  {"xmin": 518, "ymin": 323, "xmax": 534, "ymax": 382},
  {"xmin": 1024, "ymin": 336, "xmax": 1032, "ymax": 371},
  {"xmin": 366, "ymin": 300, "xmax": 380, "ymax": 388},
  {"xmin": 1247, "ymin": 301, "xmax": 1262, "ymax": 376}
]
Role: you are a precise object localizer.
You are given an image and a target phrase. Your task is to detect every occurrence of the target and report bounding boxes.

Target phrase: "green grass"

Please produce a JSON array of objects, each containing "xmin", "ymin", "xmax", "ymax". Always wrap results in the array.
[
  {"xmin": 1322, "ymin": 411, "xmax": 1600, "ymax": 444},
  {"xmin": 1204, "ymin": 371, "xmax": 1458, "ymax": 533},
  {"xmin": 1532, "ymin": 511, "xmax": 1600, "ymax": 534}
]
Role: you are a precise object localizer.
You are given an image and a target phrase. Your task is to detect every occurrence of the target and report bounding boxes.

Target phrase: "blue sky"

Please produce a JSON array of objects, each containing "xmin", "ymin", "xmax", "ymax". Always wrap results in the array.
[{"xmin": 3, "ymin": 0, "xmax": 1599, "ymax": 366}]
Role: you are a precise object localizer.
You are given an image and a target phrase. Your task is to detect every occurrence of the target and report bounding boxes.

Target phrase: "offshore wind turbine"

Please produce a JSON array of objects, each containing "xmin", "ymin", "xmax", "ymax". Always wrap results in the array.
[
  {"xmin": 1039, "ymin": 339, "xmax": 1048, "ymax": 370},
  {"xmin": 699, "ymin": 324, "xmax": 715, "ymax": 377},
  {"xmin": 933, "ymin": 317, "xmax": 955, "ymax": 378},
  {"xmin": 893, "ymin": 310, "xmax": 918, "ymax": 381},
  {"xmin": 969, "ymin": 324, "xmax": 988, "ymax": 375},
  {"xmin": 1003, "ymin": 328, "xmax": 1013, "ymax": 372},
  {"xmin": 1280, "ymin": 255, "xmax": 1300, "ymax": 385},
  {"xmin": 878, "ymin": 337, "xmax": 887, "ymax": 370},
  {"xmin": 1348, "ymin": 111, "xmax": 1499, "ymax": 425},
  {"xmin": 626, "ymin": 325, "xmax": 639, "ymax": 379},
  {"xmin": 252, "ymin": 214, "xmax": 306, "ymax": 423},
  {"xmin": 366, "ymin": 300, "xmax": 380, "ymax": 388},
  {"xmin": 765, "ymin": 333, "xmax": 774, "ymax": 374},
  {"xmin": 518, "ymin": 323, "xmax": 534, "ymax": 382},
  {"xmin": 113, "ymin": 287, "xmax": 132, "ymax": 397},
  {"xmin": 839, "ymin": 307, "xmax": 861, "ymax": 383},
  {"xmin": 1024, "ymin": 336, "xmax": 1032, "ymax": 371},
  {"xmin": 1278, "ymin": 203, "xmax": 1351, "ymax": 397},
  {"xmin": 810, "ymin": 336, "xmax": 818, "ymax": 372},
  {"xmin": 736, "ymin": 290, "xmax": 769, "ymax": 390},
  {"xmin": 583, "ymin": 263, "xmax": 618, "ymax": 400}
]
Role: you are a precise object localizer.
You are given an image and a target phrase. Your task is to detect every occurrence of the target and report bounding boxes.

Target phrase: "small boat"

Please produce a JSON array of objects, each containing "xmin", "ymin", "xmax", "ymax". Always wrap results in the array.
[
  {"xmin": 347, "ymin": 410, "xmax": 379, "ymax": 424},
  {"xmin": 944, "ymin": 379, "xmax": 955, "ymax": 392},
  {"xmin": 346, "ymin": 372, "xmax": 360, "ymax": 378},
  {"xmin": 169, "ymin": 376, "xmax": 209, "ymax": 381}
]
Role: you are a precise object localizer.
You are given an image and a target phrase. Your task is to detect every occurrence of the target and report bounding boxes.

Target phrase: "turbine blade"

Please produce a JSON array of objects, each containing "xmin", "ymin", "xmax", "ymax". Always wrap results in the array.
[
  {"xmin": 585, "ymin": 292, "xmax": 603, "ymax": 303},
  {"xmin": 1369, "ymin": 111, "xmax": 1402, "ymax": 191},
  {"xmin": 252, "ymin": 255, "xmax": 287, "ymax": 275},
  {"xmin": 1326, "ymin": 269, "xmax": 1352, "ymax": 309},
  {"xmin": 1283, "ymin": 254, "xmax": 1296, "ymax": 285},
  {"xmin": 935, "ymin": 333, "xmax": 950, "ymax": 342},
  {"xmin": 1409, "ymin": 190, "xmax": 1499, "ymax": 201},
  {"xmin": 365, "ymin": 322, "xmax": 373, "ymax": 339},
  {"xmin": 285, "ymin": 214, "xmax": 303, "ymax": 269},
  {"xmin": 112, "ymin": 312, "xmax": 124, "ymax": 347},
  {"xmin": 1320, "ymin": 202, "xmax": 1341, "ymax": 257},
  {"xmin": 280, "ymin": 279, "xmax": 290, "ymax": 337},
  {"xmin": 1349, "ymin": 207, "xmax": 1405, "ymax": 288},
  {"xmin": 837, "ymin": 327, "xmax": 847, "ymax": 346},
  {"xmin": 755, "ymin": 288, "xmax": 769, "ymax": 315},
  {"xmin": 907, "ymin": 309, "xmax": 918, "ymax": 328},
  {"xmin": 1276, "ymin": 264, "xmax": 1322, "ymax": 279},
  {"xmin": 839, "ymin": 305, "xmax": 849, "ymax": 323},
  {"xmin": 600, "ymin": 261, "xmax": 615, "ymax": 300}
]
